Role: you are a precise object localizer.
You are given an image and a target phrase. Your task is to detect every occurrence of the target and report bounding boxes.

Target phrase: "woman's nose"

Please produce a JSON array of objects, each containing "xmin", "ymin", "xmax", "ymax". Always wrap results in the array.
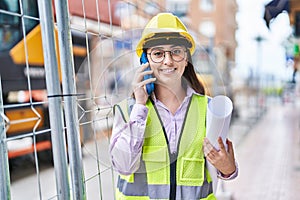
[{"xmin": 163, "ymin": 51, "xmax": 173, "ymax": 65}]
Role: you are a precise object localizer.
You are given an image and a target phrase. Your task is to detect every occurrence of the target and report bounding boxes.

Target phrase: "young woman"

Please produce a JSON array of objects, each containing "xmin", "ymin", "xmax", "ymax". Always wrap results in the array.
[{"xmin": 109, "ymin": 12, "xmax": 238, "ymax": 200}]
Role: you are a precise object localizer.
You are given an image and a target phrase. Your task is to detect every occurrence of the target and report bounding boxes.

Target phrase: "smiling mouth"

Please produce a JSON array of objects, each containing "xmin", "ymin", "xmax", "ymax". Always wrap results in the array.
[{"xmin": 160, "ymin": 68, "xmax": 176, "ymax": 73}]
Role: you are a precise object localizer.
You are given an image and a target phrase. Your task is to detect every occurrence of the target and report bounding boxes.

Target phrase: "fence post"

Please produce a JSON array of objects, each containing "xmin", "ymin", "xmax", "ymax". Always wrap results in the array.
[
  {"xmin": 53, "ymin": 0, "xmax": 86, "ymax": 199},
  {"xmin": 37, "ymin": 1, "xmax": 71, "ymax": 199},
  {"xmin": 0, "ymin": 77, "xmax": 11, "ymax": 200}
]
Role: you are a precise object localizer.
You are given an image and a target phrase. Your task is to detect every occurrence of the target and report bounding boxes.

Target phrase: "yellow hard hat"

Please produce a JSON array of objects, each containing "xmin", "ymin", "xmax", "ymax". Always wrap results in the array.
[{"xmin": 136, "ymin": 13, "xmax": 196, "ymax": 57}]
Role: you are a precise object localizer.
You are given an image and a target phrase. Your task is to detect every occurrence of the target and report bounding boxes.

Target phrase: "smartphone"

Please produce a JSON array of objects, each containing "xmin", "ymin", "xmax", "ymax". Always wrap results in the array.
[{"xmin": 140, "ymin": 52, "xmax": 154, "ymax": 95}]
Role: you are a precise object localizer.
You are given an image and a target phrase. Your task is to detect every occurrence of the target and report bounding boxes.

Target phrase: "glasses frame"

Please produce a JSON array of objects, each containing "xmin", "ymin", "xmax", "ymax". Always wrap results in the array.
[{"xmin": 147, "ymin": 47, "xmax": 187, "ymax": 63}]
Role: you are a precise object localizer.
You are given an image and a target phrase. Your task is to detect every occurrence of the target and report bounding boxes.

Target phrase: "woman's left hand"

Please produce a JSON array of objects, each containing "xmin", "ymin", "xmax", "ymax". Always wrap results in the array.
[{"xmin": 203, "ymin": 137, "xmax": 236, "ymax": 177}]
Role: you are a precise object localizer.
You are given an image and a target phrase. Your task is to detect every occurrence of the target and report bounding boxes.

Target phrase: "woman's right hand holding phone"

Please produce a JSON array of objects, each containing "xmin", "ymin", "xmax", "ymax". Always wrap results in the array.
[{"xmin": 132, "ymin": 63, "xmax": 156, "ymax": 105}]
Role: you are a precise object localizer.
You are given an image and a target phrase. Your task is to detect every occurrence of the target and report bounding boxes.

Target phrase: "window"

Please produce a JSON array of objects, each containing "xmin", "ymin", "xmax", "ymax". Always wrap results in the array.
[
  {"xmin": 166, "ymin": 0, "xmax": 189, "ymax": 17},
  {"xmin": 199, "ymin": 0, "xmax": 214, "ymax": 12},
  {"xmin": 199, "ymin": 20, "xmax": 216, "ymax": 38},
  {"xmin": 0, "ymin": 0, "xmax": 38, "ymax": 51},
  {"xmin": 0, "ymin": 0, "xmax": 20, "ymax": 51}
]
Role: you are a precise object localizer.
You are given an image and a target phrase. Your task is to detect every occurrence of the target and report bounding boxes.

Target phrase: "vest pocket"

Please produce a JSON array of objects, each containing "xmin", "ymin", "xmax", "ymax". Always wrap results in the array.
[
  {"xmin": 179, "ymin": 157, "xmax": 204, "ymax": 186},
  {"xmin": 142, "ymin": 146, "xmax": 169, "ymax": 184}
]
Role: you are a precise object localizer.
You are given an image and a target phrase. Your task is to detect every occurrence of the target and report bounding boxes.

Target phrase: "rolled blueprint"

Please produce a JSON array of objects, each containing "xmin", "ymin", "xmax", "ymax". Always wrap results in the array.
[
  {"xmin": 206, "ymin": 95, "xmax": 233, "ymax": 150},
  {"xmin": 205, "ymin": 95, "xmax": 233, "ymax": 194}
]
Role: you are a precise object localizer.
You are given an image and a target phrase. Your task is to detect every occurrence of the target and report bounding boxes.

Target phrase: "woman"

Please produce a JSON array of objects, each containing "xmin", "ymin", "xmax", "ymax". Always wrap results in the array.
[{"xmin": 109, "ymin": 12, "xmax": 238, "ymax": 200}]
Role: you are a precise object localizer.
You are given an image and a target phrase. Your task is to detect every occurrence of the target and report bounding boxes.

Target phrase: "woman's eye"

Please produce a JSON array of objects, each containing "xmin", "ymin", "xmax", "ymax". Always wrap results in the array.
[
  {"xmin": 172, "ymin": 49, "xmax": 182, "ymax": 55},
  {"xmin": 153, "ymin": 51, "xmax": 163, "ymax": 57}
]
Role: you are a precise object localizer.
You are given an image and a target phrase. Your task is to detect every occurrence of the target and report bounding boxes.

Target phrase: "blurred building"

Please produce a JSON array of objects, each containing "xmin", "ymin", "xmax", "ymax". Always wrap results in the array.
[
  {"xmin": 289, "ymin": 0, "xmax": 300, "ymax": 37},
  {"xmin": 188, "ymin": 0, "xmax": 238, "ymax": 96},
  {"xmin": 287, "ymin": 0, "xmax": 300, "ymax": 83},
  {"xmin": 189, "ymin": 0, "xmax": 238, "ymax": 62}
]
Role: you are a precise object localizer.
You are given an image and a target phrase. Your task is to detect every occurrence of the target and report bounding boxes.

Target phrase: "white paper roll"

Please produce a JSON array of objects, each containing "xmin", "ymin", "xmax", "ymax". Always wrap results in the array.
[
  {"xmin": 205, "ymin": 95, "xmax": 233, "ymax": 194},
  {"xmin": 206, "ymin": 95, "xmax": 233, "ymax": 150}
]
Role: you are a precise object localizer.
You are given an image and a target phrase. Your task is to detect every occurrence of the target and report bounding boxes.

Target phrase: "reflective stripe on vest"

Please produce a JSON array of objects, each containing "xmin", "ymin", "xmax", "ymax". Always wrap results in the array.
[{"xmin": 115, "ymin": 95, "xmax": 216, "ymax": 200}]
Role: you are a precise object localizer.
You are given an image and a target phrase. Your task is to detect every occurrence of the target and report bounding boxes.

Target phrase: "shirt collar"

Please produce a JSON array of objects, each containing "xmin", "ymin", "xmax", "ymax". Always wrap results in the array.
[{"xmin": 151, "ymin": 85, "xmax": 201, "ymax": 103}]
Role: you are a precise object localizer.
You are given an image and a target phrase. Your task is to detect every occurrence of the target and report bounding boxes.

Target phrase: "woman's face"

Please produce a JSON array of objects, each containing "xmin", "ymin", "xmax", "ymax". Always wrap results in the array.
[{"xmin": 146, "ymin": 44, "xmax": 188, "ymax": 86}]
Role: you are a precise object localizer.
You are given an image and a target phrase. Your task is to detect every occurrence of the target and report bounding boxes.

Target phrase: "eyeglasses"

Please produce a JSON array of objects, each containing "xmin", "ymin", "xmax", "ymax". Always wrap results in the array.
[{"xmin": 147, "ymin": 48, "xmax": 187, "ymax": 63}]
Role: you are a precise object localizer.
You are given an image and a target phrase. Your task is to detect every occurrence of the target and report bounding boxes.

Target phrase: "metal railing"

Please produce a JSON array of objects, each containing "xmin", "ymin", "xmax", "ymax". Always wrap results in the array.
[{"xmin": 0, "ymin": 0, "xmax": 143, "ymax": 199}]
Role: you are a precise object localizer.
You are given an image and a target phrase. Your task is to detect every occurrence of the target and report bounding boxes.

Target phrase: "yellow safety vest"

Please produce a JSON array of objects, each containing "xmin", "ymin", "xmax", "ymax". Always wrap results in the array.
[{"xmin": 114, "ymin": 94, "xmax": 216, "ymax": 200}]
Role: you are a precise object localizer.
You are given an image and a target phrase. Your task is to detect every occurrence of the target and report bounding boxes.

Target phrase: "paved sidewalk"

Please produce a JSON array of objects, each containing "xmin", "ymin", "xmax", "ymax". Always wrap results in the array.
[{"xmin": 223, "ymin": 98, "xmax": 300, "ymax": 199}]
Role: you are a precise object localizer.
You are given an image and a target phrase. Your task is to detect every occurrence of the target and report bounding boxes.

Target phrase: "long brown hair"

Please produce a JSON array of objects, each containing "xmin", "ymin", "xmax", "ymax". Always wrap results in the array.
[{"xmin": 183, "ymin": 51, "xmax": 205, "ymax": 95}]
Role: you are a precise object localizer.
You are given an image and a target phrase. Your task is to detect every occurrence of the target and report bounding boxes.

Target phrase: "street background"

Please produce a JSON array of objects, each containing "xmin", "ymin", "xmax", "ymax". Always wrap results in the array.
[{"xmin": 1, "ymin": 0, "xmax": 300, "ymax": 199}]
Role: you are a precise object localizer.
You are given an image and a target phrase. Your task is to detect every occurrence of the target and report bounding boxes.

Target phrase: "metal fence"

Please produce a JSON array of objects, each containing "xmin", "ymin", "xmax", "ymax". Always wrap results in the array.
[{"xmin": 0, "ymin": 0, "xmax": 146, "ymax": 199}]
